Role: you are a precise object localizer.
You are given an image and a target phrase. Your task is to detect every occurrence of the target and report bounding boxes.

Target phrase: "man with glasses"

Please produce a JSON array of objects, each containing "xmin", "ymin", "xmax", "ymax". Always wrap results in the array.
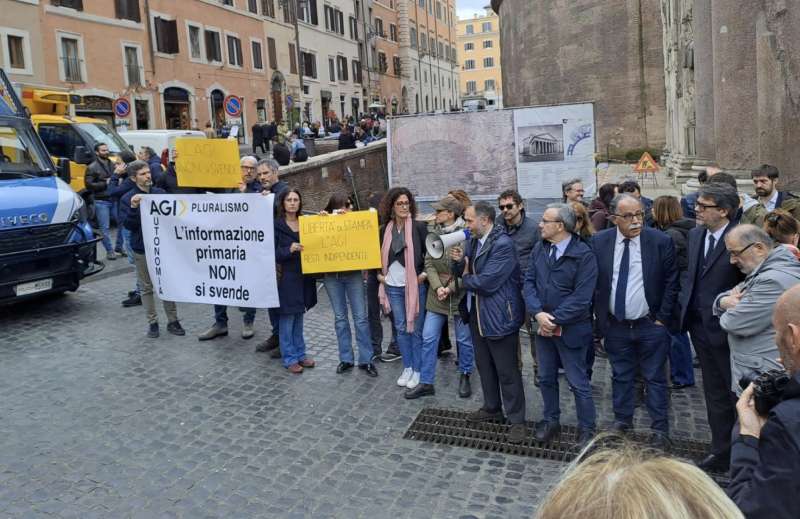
[
  {"xmin": 198, "ymin": 156, "xmax": 260, "ymax": 342},
  {"xmin": 592, "ymin": 194, "xmax": 679, "ymax": 450},
  {"xmin": 562, "ymin": 179, "xmax": 586, "ymax": 205},
  {"xmin": 679, "ymin": 183, "xmax": 744, "ymax": 472},
  {"xmin": 524, "ymin": 203, "xmax": 598, "ymax": 447},
  {"xmin": 715, "ymin": 225, "xmax": 800, "ymax": 395}
]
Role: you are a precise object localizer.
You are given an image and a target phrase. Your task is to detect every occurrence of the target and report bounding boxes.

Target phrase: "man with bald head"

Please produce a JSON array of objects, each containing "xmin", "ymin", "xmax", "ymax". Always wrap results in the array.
[
  {"xmin": 715, "ymin": 224, "xmax": 800, "ymax": 393},
  {"xmin": 727, "ymin": 285, "xmax": 800, "ymax": 518}
]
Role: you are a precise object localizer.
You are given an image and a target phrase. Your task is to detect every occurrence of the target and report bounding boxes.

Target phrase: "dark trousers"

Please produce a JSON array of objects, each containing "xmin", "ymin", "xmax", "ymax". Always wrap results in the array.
[
  {"xmin": 689, "ymin": 316, "xmax": 736, "ymax": 457},
  {"xmin": 537, "ymin": 330, "xmax": 596, "ymax": 431},
  {"xmin": 252, "ymin": 142, "xmax": 267, "ymax": 154},
  {"xmin": 366, "ymin": 271, "xmax": 383, "ymax": 356},
  {"xmin": 268, "ymin": 307, "xmax": 279, "ymax": 336},
  {"xmin": 469, "ymin": 310, "xmax": 526, "ymax": 424},
  {"xmin": 214, "ymin": 305, "xmax": 256, "ymax": 326},
  {"xmin": 604, "ymin": 318, "xmax": 670, "ymax": 434}
]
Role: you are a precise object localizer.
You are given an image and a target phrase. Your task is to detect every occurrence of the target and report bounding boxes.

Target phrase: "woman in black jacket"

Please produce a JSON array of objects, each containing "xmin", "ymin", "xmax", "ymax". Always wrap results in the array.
[
  {"xmin": 377, "ymin": 187, "xmax": 429, "ymax": 390},
  {"xmin": 654, "ymin": 196, "xmax": 696, "ymax": 389},
  {"xmin": 275, "ymin": 189, "xmax": 318, "ymax": 373}
]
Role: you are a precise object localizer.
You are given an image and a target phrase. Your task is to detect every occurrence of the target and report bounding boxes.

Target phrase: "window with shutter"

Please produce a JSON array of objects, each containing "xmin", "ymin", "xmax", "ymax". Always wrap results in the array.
[
  {"xmin": 53, "ymin": 0, "xmax": 84, "ymax": 10},
  {"xmin": 289, "ymin": 43, "xmax": 297, "ymax": 74},
  {"xmin": 248, "ymin": 0, "xmax": 258, "ymax": 13},
  {"xmin": 114, "ymin": 0, "xmax": 140, "ymax": 22},
  {"xmin": 252, "ymin": 41, "xmax": 263, "ymax": 70},
  {"xmin": 337, "ymin": 11, "xmax": 344, "ymax": 35},
  {"xmin": 205, "ymin": 30, "xmax": 222, "ymax": 62},
  {"xmin": 227, "ymin": 36, "xmax": 243, "ymax": 67},
  {"xmin": 155, "ymin": 17, "xmax": 179, "ymax": 54},
  {"xmin": 267, "ymin": 38, "xmax": 277, "ymax": 70},
  {"xmin": 309, "ymin": 0, "xmax": 318, "ymax": 25},
  {"xmin": 329, "ymin": 57, "xmax": 336, "ymax": 82},
  {"xmin": 261, "ymin": 0, "xmax": 275, "ymax": 17}
]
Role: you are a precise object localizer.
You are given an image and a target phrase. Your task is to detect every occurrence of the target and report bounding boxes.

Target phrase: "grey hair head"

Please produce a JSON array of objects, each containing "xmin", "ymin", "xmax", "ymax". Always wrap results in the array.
[
  {"xmin": 729, "ymin": 224, "xmax": 774, "ymax": 250},
  {"xmin": 697, "ymin": 183, "xmax": 740, "ymax": 219},
  {"xmin": 562, "ymin": 178, "xmax": 583, "ymax": 194},
  {"xmin": 257, "ymin": 157, "xmax": 281, "ymax": 172},
  {"xmin": 126, "ymin": 159, "xmax": 150, "ymax": 177},
  {"xmin": 473, "ymin": 201, "xmax": 496, "ymax": 223},
  {"xmin": 546, "ymin": 203, "xmax": 577, "ymax": 233},
  {"xmin": 609, "ymin": 194, "xmax": 642, "ymax": 216},
  {"xmin": 240, "ymin": 155, "xmax": 258, "ymax": 166}
]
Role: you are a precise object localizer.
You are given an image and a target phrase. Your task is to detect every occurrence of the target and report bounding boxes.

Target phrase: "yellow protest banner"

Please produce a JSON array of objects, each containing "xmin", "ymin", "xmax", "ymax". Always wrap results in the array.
[
  {"xmin": 299, "ymin": 210, "xmax": 382, "ymax": 274},
  {"xmin": 175, "ymin": 138, "xmax": 241, "ymax": 188}
]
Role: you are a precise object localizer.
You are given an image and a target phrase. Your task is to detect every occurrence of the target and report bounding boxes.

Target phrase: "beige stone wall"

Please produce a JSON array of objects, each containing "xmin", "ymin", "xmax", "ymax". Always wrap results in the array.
[
  {"xmin": 492, "ymin": 0, "xmax": 667, "ymax": 156},
  {"xmin": 1, "ymin": 0, "xmax": 46, "ymax": 84}
]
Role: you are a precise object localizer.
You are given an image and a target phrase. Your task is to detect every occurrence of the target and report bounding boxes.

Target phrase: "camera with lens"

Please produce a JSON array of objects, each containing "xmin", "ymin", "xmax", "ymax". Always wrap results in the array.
[{"xmin": 739, "ymin": 369, "xmax": 791, "ymax": 416}]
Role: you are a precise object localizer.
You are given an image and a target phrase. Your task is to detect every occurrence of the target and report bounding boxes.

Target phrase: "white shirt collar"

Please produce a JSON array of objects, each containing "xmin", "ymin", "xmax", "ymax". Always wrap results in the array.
[
  {"xmin": 708, "ymin": 222, "xmax": 729, "ymax": 242},
  {"xmin": 768, "ymin": 190, "xmax": 779, "ymax": 209},
  {"xmin": 615, "ymin": 228, "xmax": 641, "ymax": 246}
]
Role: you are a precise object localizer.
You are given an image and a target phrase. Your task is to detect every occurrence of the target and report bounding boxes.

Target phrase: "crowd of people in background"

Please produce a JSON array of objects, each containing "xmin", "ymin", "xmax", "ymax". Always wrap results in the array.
[{"xmin": 86, "ymin": 150, "xmax": 800, "ymax": 518}]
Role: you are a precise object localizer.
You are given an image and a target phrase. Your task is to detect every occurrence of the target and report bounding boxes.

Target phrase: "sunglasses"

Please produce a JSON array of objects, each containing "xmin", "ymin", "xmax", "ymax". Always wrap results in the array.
[{"xmin": 498, "ymin": 203, "xmax": 516, "ymax": 211}]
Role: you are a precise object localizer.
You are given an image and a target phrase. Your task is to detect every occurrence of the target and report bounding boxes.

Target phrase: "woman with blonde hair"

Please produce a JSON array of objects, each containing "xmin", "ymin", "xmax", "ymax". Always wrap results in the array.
[
  {"xmin": 569, "ymin": 201, "xmax": 595, "ymax": 241},
  {"xmin": 763, "ymin": 208, "xmax": 800, "ymax": 260},
  {"xmin": 537, "ymin": 447, "xmax": 744, "ymax": 519}
]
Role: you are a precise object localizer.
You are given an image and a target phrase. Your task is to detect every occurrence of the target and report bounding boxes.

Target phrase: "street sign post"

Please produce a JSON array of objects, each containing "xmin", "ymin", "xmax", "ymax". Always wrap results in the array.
[
  {"xmin": 224, "ymin": 95, "xmax": 243, "ymax": 118},
  {"xmin": 113, "ymin": 98, "xmax": 131, "ymax": 118}
]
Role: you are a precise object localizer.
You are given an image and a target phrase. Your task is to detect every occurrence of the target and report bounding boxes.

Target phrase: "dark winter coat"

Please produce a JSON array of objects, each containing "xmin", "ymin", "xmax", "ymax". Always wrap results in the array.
[
  {"xmin": 379, "ymin": 220, "xmax": 429, "ymax": 277},
  {"xmin": 84, "ymin": 158, "xmax": 115, "ymax": 200},
  {"xmin": 108, "ymin": 176, "xmax": 137, "ymax": 226},
  {"xmin": 454, "ymin": 224, "xmax": 525, "ymax": 338},
  {"xmin": 523, "ymin": 235, "xmax": 598, "ymax": 346},
  {"xmin": 496, "ymin": 210, "xmax": 540, "ymax": 274},
  {"xmin": 272, "ymin": 142, "xmax": 291, "ymax": 166},
  {"xmin": 588, "ymin": 198, "xmax": 611, "ymax": 231},
  {"xmin": 122, "ymin": 185, "xmax": 167, "ymax": 254},
  {"xmin": 662, "ymin": 217, "xmax": 695, "ymax": 273},
  {"xmin": 274, "ymin": 218, "xmax": 318, "ymax": 315},
  {"xmin": 728, "ymin": 371, "xmax": 800, "ymax": 519}
]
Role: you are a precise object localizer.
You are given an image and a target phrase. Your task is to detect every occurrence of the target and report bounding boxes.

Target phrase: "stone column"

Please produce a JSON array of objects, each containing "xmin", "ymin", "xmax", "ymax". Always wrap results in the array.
[
  {"xmin": 710, "ymin": 0, "xmax": 760, "ymax": 173},
  {"xmin": 693, "ymin": 0, "xmax": 715, "ymax": 161}
]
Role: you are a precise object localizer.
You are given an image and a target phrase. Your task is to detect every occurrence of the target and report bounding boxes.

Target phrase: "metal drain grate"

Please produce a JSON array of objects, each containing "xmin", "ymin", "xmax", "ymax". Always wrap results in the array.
[{"xmin": 404, "ymin": 408, "xmax": 730, "ymax": 485}]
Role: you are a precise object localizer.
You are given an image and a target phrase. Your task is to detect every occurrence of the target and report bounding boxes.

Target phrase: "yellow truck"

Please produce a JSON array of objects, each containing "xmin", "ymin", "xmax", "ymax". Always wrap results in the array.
[{"xmin": 18, "ymin": 86, "xmax": 131, "ymax": 194}]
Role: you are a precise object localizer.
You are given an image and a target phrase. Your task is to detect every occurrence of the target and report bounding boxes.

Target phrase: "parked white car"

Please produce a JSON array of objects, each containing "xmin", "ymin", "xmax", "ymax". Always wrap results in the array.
[{"xmin": 118, "ymin": 129, "xmax": 205, "ymax": 164}]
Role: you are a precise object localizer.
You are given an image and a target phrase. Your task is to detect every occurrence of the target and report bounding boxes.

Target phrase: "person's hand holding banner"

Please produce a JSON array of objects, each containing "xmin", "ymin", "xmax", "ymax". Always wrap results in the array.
[{"xmin": 299, "ymin": 210, "xmax": 381, "ymax": 274}]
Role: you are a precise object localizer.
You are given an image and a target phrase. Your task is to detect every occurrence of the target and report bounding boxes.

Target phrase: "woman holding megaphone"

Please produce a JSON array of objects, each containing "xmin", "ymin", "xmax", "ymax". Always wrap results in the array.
[
  {"xmin": 377, "ymin": 188, "xmax": 429, "ymax": 390},
  {"xmin": 405, "ymin": 195, "xmax": 475, "ymax": 400}
]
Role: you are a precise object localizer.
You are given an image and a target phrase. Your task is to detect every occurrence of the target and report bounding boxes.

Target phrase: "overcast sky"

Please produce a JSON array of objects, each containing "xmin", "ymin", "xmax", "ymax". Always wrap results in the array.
[{"xmin": 456, "ymin": 0, "xmax": 491, "ymax": 20}]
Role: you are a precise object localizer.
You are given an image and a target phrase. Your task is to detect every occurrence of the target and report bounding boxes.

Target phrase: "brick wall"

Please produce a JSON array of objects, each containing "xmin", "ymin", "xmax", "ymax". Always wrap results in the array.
[{"xmin": 278, "ymin": 142, "xmax": 389, "ymax": 211}]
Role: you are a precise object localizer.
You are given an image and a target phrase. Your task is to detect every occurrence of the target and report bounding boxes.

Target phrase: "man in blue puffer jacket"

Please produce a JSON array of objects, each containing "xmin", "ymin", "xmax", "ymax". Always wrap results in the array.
[{"xmin": 452, "ymin": 201, "xmax": 527, "ymax": 444}]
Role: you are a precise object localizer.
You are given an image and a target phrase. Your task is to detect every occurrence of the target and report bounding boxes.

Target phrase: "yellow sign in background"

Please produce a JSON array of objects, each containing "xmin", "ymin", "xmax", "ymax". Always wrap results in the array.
[
  {"xmin": 300, "ymin": 210, "xmax": 382, "ymax": 274},
  {"xmin": 175, "ymin": 138, "xmax": 241, "ymax": 188}
]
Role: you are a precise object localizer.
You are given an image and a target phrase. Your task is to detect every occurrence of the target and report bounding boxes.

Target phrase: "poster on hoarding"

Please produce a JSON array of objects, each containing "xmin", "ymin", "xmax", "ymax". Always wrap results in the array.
[
  {"xmin": 513, "ymin": 103, "xmax": 596, "ymax": 199},
  {"xmin": 139, "ymin": 193, "xmax": 279, "ymax": 308}
]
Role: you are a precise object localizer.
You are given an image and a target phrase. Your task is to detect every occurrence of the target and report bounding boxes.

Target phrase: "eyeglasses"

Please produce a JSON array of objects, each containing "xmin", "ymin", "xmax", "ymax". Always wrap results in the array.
[
  {"xmin": 394, "ymin": 200, "xmax": 411, "ymax": 207},
  {"xmin": 613, "ymin": 212, "xmax": 645, "ymax": 222},
  {"xmin": 498, "ymin": 203, "xmax": 516, "ymax": 211},
  {"xmin": 541, "ymin": 218, "xmax": 562, "ymax": 224},
  {"xmin": 729, "ymin": 242, "xmax": 758, "ymax": 258},
  {"xmin": 694, "ymin": 202, "xmax": 720, "ymax": 212},
  {"xmin": 241, "ymin": 166, "xmax": 256, "ymax": 171}
]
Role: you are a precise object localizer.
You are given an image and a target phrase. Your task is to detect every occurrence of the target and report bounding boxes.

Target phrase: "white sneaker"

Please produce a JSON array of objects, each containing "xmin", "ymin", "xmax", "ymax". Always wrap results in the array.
[
  {"xmin": 406, "ymin": 371, "xmax": 420, "ymax": 389},
  {"xmin": 397, "ymin": 367, "xmax": 413, "ymax": 387}
]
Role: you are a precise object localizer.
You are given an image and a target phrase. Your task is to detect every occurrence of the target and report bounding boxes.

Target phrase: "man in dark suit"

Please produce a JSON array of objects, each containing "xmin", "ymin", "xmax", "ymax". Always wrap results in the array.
[
  {"xmin": 679, "ymin": 182, "xmax": 744, "ymax": 472},
  {"xmin": 592, "ymin": 194, "xmax": 679, "ymax": 448}
]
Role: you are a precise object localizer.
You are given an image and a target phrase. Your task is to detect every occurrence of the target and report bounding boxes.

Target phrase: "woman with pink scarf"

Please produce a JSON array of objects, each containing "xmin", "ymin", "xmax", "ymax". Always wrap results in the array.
[{"xmin": 377, "ymin": 187, "xmax": 430, "ymax": 389}]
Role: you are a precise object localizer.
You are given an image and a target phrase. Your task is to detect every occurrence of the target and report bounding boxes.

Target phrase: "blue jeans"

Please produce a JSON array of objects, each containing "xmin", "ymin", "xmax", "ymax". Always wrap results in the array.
[
  {"xmin": 669, "ymin": 331, "xmax": 695, "ymax": 386},
  {"xmin": 420, "ymin": 311, "xmax": 473, "ymax": 385},
  {"xmin": 94, "ymin": 200, "xmax": 113, "ymax": 253},
  {"xmin": 386, "ymin": 284, "xmax": 427, "ymax": 371},
  {"xmin": 537, "ymin": 328, "xmax": 597, "ymax": 431},
  {"xmin": 279, "ymin": 313, "xmax": 306, "ymax": 367},
  {"xmin": 604, "ymin": 319, "xmax": 671, "ymax": 434},
  {"xmin": 121, "ymin": 228, "xmax": 140, "ymax": 294},
  {"xmin": 324, "ymin": 272, "xmax": 372, "ymax": 365},
  {"xmin": 214, "ymin": 305, "xmax": 256, "ymax": 326}
]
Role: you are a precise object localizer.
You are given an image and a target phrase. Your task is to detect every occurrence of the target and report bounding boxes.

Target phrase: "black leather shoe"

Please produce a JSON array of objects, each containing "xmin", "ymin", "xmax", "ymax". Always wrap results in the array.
[
  {"xmin": 336, "ymin": 362, "xmax": 354, "ymax": 374},
  {"xmin": 670, "ymin": 382, "xmax": 694, "ymax": 390},
  {"xmin": 147, "ymin": 322, "xmax": 159, "ymax": 338},
  {"xmin": 122, "ymin": 293, "xmax": 142, "ymax": 307},
  {"xmin": 458, "ymin": 373, "xmax": 472, "ymax": 398},
  {"xmin": 534, "ymin": 421, "xmax": 561, "ymax": 443},
  {"xmin": 466, "ymin": 408, "xmax": 503, "ymax": 422},
  {"xmin": 255, "ymin": 334, "xmax": 280, "ymax": 352},
  {"xmin": 650, "ymin": 432, "xmax": 672, "ymax": 452},
  {"xmin": 696, "ymin": 453, "xmax": 730, "ymax": 473},
  {"xmin": 508, "ymin": 423, "xmax": 527, "ymax": 444},
  {"xmin": 609, "ymin": 422, "xmax": 631, "ymax": 435},
  {"xmin": 269, "ymin": 347, "xmax": 282, "ymax": 359},
  {"xmin": 359, "ymin": 363, "xmax": 378, "ymax": 377},
  {"xmin": 577, "ymin": 429, "xmax": 596, "ymax": 450},
  {"xmin": 167, "ymin": 321, "xmax": 185, "ymax": 336},
  {"xmin": 405, "ymin": 383, "xmax": 434, "ymax": 399}
]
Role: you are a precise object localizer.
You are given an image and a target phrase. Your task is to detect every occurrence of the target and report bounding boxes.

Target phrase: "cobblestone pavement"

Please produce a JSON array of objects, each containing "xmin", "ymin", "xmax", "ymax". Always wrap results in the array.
[{"xmin": 0, "ymin": 266, "xmax": 712, "ymax": 518}]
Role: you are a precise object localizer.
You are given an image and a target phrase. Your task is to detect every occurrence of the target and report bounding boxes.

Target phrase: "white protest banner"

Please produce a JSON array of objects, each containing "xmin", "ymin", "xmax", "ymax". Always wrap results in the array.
[{"xmin": 139, "ymin": 194, "xmax": 279, "ymax": 308}]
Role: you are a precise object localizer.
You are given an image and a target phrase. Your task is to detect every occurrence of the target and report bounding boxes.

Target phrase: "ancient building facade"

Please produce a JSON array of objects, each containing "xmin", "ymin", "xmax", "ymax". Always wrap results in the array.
[
  {"xmin": 661, "ymin": 0, "xmax": 800, "ymax": 188},
  {"xmin": 491, "ymin": 0, "xmax": 667, "ymax": 157}
]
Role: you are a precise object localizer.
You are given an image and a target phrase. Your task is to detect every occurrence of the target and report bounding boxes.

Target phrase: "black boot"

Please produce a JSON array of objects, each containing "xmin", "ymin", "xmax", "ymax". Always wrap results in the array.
[{"xmin": 458, "ymin": 373, "xmax": 472, "ymax": 398}]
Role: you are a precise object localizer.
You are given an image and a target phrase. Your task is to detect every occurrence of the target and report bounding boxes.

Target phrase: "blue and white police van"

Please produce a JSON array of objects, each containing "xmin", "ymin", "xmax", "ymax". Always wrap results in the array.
[{"xmin": 0, "ymin": 68, "xmax": 102, "ymax": 303}]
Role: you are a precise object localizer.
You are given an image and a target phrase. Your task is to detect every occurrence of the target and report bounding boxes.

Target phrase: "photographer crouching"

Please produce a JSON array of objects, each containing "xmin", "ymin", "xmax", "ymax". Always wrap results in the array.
[{"xmin": 727, "ymin": 284, "xmax": 800, "ymax": 519}]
